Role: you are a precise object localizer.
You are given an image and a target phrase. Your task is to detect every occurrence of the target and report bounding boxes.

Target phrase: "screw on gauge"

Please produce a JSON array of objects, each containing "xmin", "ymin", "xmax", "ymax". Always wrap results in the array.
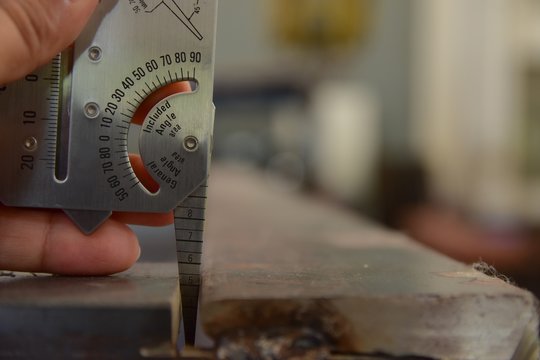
[
  {"xmin": 88, "ymin": 46, "xmax": 103, "ymax": 62},
  {"xmin": 84, "ymin": 102, "xmax": 100, "ymax": 119},
  {"xmin": 184, "ymin": 136, "xmax": 199, "ymax": 152},
  {"xmin": 23, "ymin": 137, "xmax": 38, "ymax": 151}
]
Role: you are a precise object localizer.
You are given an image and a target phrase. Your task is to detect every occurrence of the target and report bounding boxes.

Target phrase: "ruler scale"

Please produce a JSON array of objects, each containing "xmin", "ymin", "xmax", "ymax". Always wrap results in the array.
[
  {"xmin": 175, "ymin": 183, "xmax": 208, "ymax": 344},
  {"xmin": 0, "ymin": 0, "xmax": 218, "ymax": 346},
  {"xmin": 42, "ymin": 54, "xmax": 62, "ymax": 170}
]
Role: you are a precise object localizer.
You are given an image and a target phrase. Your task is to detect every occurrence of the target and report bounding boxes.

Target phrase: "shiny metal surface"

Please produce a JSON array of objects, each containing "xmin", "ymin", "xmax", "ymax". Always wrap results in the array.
[
  {"xmin": 0, "ymin": 0, "xmax": 218, "ymax": 231},
  {"xmin": 0, "ymin": 0, "xmax": 217, "ymax": 344},
  {"xmin": 174, "ymin": 183, "xmax": 208, "ymax": 344}
]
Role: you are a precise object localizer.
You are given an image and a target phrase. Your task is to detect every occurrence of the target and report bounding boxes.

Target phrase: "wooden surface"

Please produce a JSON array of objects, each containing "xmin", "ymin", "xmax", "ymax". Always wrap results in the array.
[{"xmin": 201, "ymin": 165, "xmax": 539, "ymax": 359}]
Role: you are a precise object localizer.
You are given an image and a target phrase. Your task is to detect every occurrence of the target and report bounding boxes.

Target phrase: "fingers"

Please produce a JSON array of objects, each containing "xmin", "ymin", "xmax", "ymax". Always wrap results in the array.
[
  {"xmin": 0, "ymin": 205, "xmax": 140, "ymax": 275},
  {"xmin": 0, "ymin": 0, "xmax": 98, "ymax": 84}
]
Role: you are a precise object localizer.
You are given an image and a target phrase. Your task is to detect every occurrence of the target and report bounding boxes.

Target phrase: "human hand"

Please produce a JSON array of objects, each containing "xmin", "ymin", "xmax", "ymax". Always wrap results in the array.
[{"xmin": 0, "ymin": 0, "xmax": 173, "ymax": 276}]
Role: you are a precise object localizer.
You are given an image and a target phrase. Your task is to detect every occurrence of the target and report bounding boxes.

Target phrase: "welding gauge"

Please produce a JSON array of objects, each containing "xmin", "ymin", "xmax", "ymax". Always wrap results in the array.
[{"xmin": 0, "ymin": 0, "xmax": 218, "ymax": 345}]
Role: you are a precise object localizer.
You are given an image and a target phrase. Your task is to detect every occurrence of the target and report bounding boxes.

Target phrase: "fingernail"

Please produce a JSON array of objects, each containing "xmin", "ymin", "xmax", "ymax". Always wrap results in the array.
[{"xmin": 135, "ymin": 243, "xmax": 142, "ymax": 262}]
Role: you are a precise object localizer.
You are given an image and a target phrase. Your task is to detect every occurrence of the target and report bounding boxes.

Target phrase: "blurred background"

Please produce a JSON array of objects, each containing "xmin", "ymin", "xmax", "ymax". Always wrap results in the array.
[{"xmin": 139, "ymin": 0, "xmax": 540, "ymax": 295}]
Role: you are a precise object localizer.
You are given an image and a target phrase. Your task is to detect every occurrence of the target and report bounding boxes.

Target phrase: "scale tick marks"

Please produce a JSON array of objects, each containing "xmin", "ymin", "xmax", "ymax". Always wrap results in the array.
[{"xmin": 135, "ymin": 91, "xmax": 145, "ymax": 101}]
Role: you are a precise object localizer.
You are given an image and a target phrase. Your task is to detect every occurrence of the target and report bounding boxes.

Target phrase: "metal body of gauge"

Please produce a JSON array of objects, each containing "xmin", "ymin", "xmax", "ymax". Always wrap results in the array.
[{"xmin": 0, "ymin": 0, "xmax": 218, "ymax": 345}]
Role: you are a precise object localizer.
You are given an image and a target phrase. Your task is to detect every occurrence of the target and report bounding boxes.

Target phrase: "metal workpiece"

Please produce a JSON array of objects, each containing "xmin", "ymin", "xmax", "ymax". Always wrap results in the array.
[
  {"xmin": 1, "ymin": 167, "xmax": 539, "ymax": 359},
  {"xmin": 0, "ymin": 263, "xmax": 180, "ymax": 359},
  {"xmin": 200, "ymin": 166, "xmax": 540, "ymax": 360}
]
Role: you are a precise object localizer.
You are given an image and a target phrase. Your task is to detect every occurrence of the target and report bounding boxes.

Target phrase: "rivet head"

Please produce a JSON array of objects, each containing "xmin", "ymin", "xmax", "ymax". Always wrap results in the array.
[
  {"xmin": 84, "ymin": 102, "xmax": 100, "ymax": 119},
  {"xmin": 184, "ymin": 136, "xmax": 199, "ymax": 152},
  {"xmin": 24, "ymin": 136, "xmax": 38, "ymax": 151},
  {"xmin": 88, "ymin": 46, "xmax": 102, "ymax": 62}
]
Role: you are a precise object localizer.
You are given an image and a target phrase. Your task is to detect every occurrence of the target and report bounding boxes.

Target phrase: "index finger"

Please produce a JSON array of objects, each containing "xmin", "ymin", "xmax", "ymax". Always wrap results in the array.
[
  {"xmin": 0, "ymin": 0, "xmax": 98, "ymax": 84},
  {"xmin": 0, "ymin": 205, "xmax": 140, "ymax": 275}
]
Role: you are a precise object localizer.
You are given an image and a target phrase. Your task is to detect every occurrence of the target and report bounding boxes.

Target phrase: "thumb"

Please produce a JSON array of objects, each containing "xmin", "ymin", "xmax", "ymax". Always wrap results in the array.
[{"xmin": 0, "ymin": 0, "xmax": 98, "ymax": 84}]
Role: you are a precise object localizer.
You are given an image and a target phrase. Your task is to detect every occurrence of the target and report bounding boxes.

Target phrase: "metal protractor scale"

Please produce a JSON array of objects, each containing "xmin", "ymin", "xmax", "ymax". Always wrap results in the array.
[{"xmin": 0, "ymin": 0, "xmax": 218, "ymax": 345}]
